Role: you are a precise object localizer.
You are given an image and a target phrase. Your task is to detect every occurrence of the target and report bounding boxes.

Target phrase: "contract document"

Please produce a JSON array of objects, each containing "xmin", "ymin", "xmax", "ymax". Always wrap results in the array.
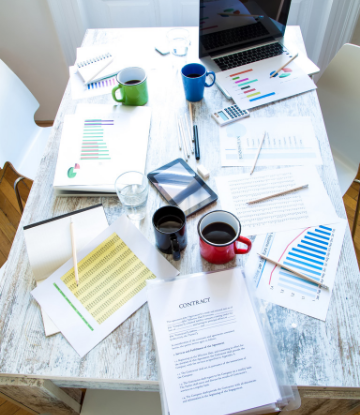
[
  {"xmin": 215, "ymin": 166, "xmax": 339, "ymax": 236},
  {"xmin": 147, "ymin": 269, "xmax": 285, "ymax": 415}
]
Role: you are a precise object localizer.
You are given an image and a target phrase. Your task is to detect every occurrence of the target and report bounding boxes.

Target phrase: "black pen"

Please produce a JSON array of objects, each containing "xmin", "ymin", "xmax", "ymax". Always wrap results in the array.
[{"xmin": 194, "ymin": 125, "xmax": 200, "ymax": 160}]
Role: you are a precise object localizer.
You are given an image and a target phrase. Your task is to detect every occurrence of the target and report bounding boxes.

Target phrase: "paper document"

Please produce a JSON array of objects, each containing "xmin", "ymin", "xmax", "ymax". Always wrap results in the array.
[
  {"xmin": 245, "ymin": 219, "xmax": 347, "ymax": 320},
  {"xmin": 220, "ymin": 117, "xmax": 323, "ymax": 167},
  {"xmin": 24, "ymin": 204, "xmax": 109, "ymax": 336},
  {"xmin": 53, "ymin": 105, "xmax": 151, "ymax": 193},
  {"xmin": 147, "ymin": 268, "xmax": 282, "ymax": 415},
  {"xmin": 216, "ymin": 56, "xmax": 316, "ymax": 110},
  {"xmin": 31, "ymin": 215, "xmax": 179, "ymax": 356},
  {"xmin": 70, "ymin": 66, "xmax": 118, "ymax": 100},
  {"xmin": 215, "ymin": 166, "xmax": 339, "ymax": 236}
]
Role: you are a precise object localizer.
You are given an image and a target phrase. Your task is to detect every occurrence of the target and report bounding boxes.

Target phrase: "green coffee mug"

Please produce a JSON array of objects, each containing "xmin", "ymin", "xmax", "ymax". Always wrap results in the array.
[{"xmin": 112, "ymin": 67, "xmax": 148, "ymax": 106}]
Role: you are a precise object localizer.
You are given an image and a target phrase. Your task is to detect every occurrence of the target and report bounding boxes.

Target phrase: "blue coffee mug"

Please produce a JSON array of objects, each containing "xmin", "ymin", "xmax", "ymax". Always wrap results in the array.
[{"xmin": 181, "ymin": 63, "xmax": 216, "ymax": 102}]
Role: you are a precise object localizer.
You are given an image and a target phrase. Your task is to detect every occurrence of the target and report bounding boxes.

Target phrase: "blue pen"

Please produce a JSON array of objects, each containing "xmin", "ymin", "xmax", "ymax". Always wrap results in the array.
[{"xmin": 194, "ymin": 125, "xmax": 200, "ymax": 160}]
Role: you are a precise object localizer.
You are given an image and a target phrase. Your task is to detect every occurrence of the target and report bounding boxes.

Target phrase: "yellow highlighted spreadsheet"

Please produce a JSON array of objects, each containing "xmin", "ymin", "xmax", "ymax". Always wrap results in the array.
[{"xmin": 61, "ymin": 233, "xmax": 155, "ymax": 324}]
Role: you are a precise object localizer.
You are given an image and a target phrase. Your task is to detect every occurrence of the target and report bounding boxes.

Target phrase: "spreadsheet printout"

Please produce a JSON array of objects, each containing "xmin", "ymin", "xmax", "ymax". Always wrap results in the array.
[{"xmin": 31, "ymin": 215, "xmax": 179, "ymax": 356}]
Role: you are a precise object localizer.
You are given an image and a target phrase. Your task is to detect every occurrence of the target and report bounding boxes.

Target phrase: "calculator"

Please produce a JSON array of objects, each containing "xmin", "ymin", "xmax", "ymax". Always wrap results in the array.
[{"xmin": 211, "ymin": 105, "xmax": 250, "ymax": 126}]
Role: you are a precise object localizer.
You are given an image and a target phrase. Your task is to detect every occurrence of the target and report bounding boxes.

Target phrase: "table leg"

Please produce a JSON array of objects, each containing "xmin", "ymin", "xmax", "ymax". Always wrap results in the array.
[{"xmin": 0, "ymin": 377, "xmax": 81, "ymax": 415}]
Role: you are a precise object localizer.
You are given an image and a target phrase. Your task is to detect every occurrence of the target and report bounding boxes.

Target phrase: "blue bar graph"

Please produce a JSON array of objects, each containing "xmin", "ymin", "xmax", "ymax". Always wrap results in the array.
[{"xmin": 279, "ymin": 225, "xmax": 333, "ymax": 298}]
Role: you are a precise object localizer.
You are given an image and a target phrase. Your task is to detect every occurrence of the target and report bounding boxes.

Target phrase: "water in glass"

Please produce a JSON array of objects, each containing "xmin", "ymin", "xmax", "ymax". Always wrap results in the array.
[{"xmin": 119, "ymin": 183, "xmax": 148, "ymax": 220}]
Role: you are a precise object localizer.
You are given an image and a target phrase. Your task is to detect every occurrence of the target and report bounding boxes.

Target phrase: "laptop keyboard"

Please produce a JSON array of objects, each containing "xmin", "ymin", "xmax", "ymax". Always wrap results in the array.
[
  {"xmin": 214, "ymin": 43, "xmax": 286, "ymax": 71},
  {"xmin": 201, "ymin": 22, "xmax": 269, "ymax": 51}
]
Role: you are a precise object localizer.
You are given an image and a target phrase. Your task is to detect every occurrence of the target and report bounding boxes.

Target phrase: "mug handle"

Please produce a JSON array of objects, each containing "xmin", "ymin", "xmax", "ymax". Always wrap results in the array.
[
  {"xmin": 170, "ymin": 236, "xmax": 181, "ymax": 261},
  {"xmin": 205, "ymin": 71, "xmax": 216, "ymax": 88},
  {"xmin": 112, "ymin": 84, "xmax": 124, "ymax": 103},
  {"xmin": 235, "ymin": 236, "xmax": 252, "ymax": 254}
]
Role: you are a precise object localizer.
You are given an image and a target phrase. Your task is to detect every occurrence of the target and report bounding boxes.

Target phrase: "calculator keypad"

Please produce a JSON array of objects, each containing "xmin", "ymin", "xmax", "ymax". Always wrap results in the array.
[{"xmin": 224, "ymin": 105, "xmax": 247, "ymax": 119}]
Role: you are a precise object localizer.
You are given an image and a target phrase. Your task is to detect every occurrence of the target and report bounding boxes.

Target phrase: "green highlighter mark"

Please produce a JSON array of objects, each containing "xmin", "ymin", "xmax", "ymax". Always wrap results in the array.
[{"xmin": 53, "ymin": 283, "xmax": 94, "ymax": 331}]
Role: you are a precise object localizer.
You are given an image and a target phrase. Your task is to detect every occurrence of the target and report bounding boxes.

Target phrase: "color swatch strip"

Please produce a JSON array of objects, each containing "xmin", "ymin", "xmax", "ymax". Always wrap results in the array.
[
  {"xmin": 238, "ymin": 79, "xmax": 258, "ymax": 87},
  {"xmin": 229, "ymin": 69, "xmax": 253, "ymax": 77},
  {"xmin": 249, "ymin": 92, "xmax": 276, "ymax": 102},
  {"xmin": 235, "ymin": 78, "xmax": 248, "ymax": 84},
  {"xmin": 87, "ymin": 77, "xmax": 117, "ymax": 90}
]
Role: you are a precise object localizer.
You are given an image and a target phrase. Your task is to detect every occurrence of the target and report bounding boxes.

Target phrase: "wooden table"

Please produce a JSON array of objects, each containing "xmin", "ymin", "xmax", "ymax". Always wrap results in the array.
[{"xmin": 1, "ymin": 26, "xmax": 359, "ymax": 415}]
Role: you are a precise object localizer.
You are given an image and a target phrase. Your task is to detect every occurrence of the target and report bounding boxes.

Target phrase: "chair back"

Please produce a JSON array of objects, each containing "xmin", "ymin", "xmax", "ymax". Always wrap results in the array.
[
  {"xmin": 317, "ymin": 43, "xmax": 360, "ymax": 194},
  {"xmin": 0, "ymin": 59, "xmax": 40, "ymax": 172}
]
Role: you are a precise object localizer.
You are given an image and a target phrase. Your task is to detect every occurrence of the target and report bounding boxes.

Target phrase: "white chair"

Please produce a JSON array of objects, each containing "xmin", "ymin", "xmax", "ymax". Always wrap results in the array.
[
  {"xmin": 0, "ymin": 59, "xmax": 51, "ymax": 180},
  {"xmin": 317, "ymin": 43, "xmax": 360, "ymax": 196}
]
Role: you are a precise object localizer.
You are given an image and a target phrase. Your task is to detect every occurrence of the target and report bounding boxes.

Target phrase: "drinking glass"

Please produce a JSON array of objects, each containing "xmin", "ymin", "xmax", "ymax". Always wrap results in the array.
[
  {"xmin": 167, "ymin": 28, "xmax": 190, "ymax": 56},
  {"xmin": 115, "ymin": 171, "xmax": 149, "ymax": 220}
]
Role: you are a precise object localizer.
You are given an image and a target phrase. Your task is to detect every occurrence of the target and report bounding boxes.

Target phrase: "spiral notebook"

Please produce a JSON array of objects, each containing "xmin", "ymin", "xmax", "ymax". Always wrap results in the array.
[{"xmin": 77, "ymin": 52, "xmax": 114, "ymax": 84}]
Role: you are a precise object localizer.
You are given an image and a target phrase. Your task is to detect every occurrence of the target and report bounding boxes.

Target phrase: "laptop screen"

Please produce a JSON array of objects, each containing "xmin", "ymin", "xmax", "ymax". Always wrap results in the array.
[{"xmin": 199, "ymin": 0, "xmax": 292, "ymax": 58}]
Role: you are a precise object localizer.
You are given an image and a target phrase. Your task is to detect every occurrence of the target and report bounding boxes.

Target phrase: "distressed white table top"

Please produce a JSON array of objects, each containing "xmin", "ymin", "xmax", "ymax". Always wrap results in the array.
[{"xmin": 0, "ymin": 26, "xmax": 359, "ymax": 391}]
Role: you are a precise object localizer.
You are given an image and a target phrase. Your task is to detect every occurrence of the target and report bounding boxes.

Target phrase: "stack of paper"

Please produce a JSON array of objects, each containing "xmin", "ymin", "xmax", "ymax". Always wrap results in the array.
[
  {"xmin": 53, "ymin": 104, "xmax": 151, "ymax": 196},
  {"xmin": 147, "ymin": 268, "xmax": 298, "ymax": 415},
  {"xmin": 24, "ymin": 204, "xmax": 109, "ymax": 336}
]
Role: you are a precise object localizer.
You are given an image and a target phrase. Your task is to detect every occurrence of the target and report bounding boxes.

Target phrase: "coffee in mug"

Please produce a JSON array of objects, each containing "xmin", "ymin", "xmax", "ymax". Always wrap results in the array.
[
  {"xmin": 198, "ymin": 210, "xmax": 251, "ymax": 264},
  {"xmin": 112, "ymin": 67, "xmax": 148, "ymax": 106}
]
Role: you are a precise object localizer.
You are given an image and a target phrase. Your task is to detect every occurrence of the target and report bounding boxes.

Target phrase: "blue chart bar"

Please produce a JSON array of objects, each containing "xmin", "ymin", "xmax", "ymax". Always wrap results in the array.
[{"xmin": 279, "ymin": 226, "xmax": 333, "ymax": 298}]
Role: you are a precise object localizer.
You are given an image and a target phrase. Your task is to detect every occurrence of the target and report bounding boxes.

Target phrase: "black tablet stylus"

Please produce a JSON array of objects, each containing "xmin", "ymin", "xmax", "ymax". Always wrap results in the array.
[{"xmin": 194, "ymin": 125, "xmax": 200, "ymax": 160}]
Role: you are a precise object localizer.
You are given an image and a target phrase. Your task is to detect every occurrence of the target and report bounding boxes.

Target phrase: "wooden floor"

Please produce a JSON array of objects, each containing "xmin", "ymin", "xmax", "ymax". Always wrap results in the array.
[
  {"xmin": 0, "ymin": 395, "xmax": 31, "ymax": 415},
  {"xmin": 0, "ymin": 139, "xmax": 360, "ymax": 413}
]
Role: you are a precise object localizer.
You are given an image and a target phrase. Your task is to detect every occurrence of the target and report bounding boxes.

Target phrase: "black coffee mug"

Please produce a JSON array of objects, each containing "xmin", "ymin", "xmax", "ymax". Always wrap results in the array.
[{"xmin": 152, "ymin": 206, "xmax": 187, "ymax": 261}]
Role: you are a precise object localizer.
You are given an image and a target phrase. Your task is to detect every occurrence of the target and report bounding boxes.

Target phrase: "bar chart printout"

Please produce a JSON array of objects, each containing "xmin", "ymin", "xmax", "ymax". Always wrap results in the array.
[
  {"xmin": 216, "ymin": 54, "xmax": 316, "ymax": 110},
  {"xmin": 81, "ymin": 119, "xmax": 114, "ymax": 160},
  {"xmin": 245, "ymin": 219, "xmax": 347, "ymax": 320}
]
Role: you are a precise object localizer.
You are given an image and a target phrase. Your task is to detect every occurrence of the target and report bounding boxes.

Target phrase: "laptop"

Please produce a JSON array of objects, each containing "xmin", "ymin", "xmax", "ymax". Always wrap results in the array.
[{"xmin": 199, "ymin": 0, "xmax": 319, "ymax": 97}]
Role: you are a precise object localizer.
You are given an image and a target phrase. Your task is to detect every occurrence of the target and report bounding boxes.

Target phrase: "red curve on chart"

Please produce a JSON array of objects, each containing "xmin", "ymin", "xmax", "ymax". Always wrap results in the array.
[{"xmin": 268, "ymin": 227, "xmax": 310, "ymax": 284}]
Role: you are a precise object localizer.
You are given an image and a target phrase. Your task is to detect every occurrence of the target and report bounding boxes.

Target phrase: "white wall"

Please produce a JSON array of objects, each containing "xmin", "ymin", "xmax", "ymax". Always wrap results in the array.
[{"xmin": 0, "ymin": 0, "xmax": 69, "ymax": 120}]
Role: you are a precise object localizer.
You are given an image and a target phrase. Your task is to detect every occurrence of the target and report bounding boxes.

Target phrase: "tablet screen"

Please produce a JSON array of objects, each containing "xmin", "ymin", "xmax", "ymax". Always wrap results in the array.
[{"xmin": 148, "ymin": 159, "xmax": 218, "ymax": 216}]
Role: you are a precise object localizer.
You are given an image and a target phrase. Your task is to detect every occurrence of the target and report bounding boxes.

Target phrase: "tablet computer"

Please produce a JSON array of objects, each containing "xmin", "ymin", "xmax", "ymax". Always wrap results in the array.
[{"xmin": 147, "ymin": 158, "xmax": 218, "ymax": 216}]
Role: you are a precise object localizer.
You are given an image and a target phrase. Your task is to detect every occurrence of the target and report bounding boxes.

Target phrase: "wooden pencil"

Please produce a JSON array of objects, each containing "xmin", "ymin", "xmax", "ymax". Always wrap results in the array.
[
  {"xmin": 270, "ymin": 53, "xmax": 299, "ymax": 78},
  {"xmin": 188, "ymin": 102, "xmax": 194, "ymax": 140},
  {"xmin": 247, "ymin": 184, "xmax": 308, "ymax": 204},
  {"xmin": 250, "ymin": 131, "xmax": 266, "ymax": 175},
  {"xmin": 184, "ymin": 115, "xmax": 194, "ymax": 153},
  {"xmin": 178, "ymin": 118, "xmax": 188, "ymax": 160},
  {"xmin": 258, "ymin": 253, "xmax": 329, "ymax": 290},
  {"xmin": 70, "ymin": 217, "xmax": 79, "ymax": 287}
]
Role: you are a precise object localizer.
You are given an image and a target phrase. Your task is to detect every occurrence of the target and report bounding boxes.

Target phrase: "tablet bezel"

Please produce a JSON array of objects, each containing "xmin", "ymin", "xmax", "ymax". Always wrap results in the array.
[{"xmin": 147, "ymin": 158, "xmax": 218, "ymax": 216}]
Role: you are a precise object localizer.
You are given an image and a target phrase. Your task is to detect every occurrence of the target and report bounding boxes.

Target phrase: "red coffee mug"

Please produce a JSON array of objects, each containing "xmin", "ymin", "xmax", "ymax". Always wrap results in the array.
[{"xmin": 198, "ymin": 210, "xmax": 252, "ymax": 264}]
